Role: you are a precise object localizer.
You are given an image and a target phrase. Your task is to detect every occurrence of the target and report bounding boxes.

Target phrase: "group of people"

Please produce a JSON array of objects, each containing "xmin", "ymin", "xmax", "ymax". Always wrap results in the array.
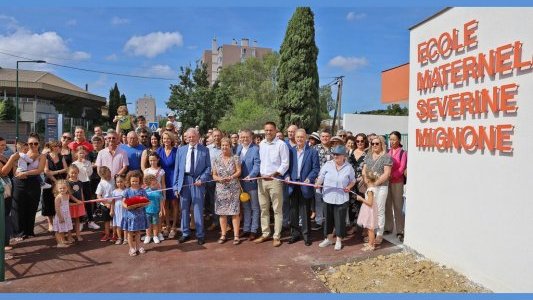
[{"xmin": 0, "ymin": 112, "xmax": 407, "ymax": 258}]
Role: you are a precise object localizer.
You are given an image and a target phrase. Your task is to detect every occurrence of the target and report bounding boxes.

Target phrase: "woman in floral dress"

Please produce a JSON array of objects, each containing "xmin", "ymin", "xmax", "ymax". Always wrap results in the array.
[{"xmin": 212, "ymin": 138, "xmax": 242, "ymax": 245}]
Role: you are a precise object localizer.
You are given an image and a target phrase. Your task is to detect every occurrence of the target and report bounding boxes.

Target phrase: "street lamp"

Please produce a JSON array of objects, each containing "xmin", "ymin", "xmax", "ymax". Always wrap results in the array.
[{"xmin": 16, "ymin": 60, "xmax": 46, "ymax": 143}]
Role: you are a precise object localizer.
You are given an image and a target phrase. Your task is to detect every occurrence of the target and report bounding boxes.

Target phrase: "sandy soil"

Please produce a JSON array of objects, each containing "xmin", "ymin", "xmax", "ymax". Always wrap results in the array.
[{"xmin": 315, "ymin": 251, "xmax": 490, "ymax": 293}]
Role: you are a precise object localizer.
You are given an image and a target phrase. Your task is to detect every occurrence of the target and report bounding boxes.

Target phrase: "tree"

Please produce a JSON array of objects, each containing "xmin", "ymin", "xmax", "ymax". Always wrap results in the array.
[
  {"xmin": 0, "ymin": 98, "xmax": 19, "ymax": 121},
  {"xmin": 166, "ymin": 63, "xmax": 231, "ymax": 134},
  {"xmin": 216, "ymin": 53, "xmax": 280, "ymax": 131},
  {"xmin": 108, "ymin": 83, "xmax": 121, "ymax": 123},
  {"xmin": 276, "ymin": 7, "xmax": 320, "ymax": 131},
  {"xmin": 120, "ymin": 94, "xmax": 127, "ymax": 107},
  {"xmin": 358, "ymin": 104, "xmax": 408, "ymax": 116},
  {"xmin": 318, "ymin": 85, "xmax": 335, "ymax": 119}
]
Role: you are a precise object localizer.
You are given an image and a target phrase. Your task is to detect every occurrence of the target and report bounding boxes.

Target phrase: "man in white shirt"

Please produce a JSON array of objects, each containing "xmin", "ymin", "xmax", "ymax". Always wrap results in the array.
[{"xmin": 254, "ymin": 122, "xmax": 290, "ymax": 247}]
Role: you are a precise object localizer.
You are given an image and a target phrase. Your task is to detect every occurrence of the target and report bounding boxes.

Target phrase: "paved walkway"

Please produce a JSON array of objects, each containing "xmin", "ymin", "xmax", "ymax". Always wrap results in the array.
[{"xmin": 2, "ymin": 217, "xmax": 398, "ymax": 292}]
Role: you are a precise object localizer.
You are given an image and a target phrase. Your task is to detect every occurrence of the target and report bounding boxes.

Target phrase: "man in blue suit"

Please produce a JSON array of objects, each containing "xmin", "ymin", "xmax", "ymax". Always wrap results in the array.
[
  {"xmin": 287, "ymin": 129, "xmax": 320, "ymax": 246},
  {"xmin": 235, "ymin": 129, "xmax": 261, "ymax": 241},
  {"xmin": 173, "ymin": 128, "xmax": 211, "ymax": 245}
]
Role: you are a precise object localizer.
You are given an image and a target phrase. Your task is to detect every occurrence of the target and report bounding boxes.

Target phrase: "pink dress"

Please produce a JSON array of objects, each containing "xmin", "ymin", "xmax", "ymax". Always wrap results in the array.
[{"xmin": 357, "ymin": 187, "xmax": 378, "ymax": 229}]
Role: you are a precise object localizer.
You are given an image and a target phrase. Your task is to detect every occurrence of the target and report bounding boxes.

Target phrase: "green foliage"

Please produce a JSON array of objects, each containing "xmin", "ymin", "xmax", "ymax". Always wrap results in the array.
[
  {"xmin": 216, "ymin": 53, "xmax": 280, "ymax": 131},
  {"xmin": 276, "ymin": 7, "xmax": 320, "ymax": 131},
  {"xmin": 319, "ymin": 85, "xmax": 335, "ymax": 119},
  {"xmin": 166, "ymin": 63, "xmax": 231, "ymax": 134},
  {"xmin": 0, "ymin": 98, "xmax": 18, "ymax": 121},
  {"xmin": 218, "ymin": 98, "xmax": 280, "ymax": 133},
  {"xmin": 357, "ymin": 104, "xmax": 408, "ymax": 116},
  {"xmin": 158, "ymin": 117, "xmax": 168, "ymax": 128},
  {"xmin": 108, "ymin": 83, "xmax": 121, "ymax": 123}
]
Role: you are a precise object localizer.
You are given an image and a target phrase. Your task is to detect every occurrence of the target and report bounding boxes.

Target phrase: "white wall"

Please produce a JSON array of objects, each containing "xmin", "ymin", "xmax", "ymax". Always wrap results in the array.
[
  {"xmin": 407, "ymin": 8, "xmax": 533, "ymax": 292},
  {"xmin": 343, "ymin": 113, "xmax": 408, "ymax": 136}
]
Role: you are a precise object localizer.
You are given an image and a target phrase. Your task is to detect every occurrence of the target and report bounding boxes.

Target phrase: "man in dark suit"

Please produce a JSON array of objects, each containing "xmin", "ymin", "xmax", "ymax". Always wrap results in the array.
[
  {"xmin": 235, "ymin": 129, "xmax": 261, "ymax": 241},
  {"xmin": 287, "ymin": 129, "xmax": 320, "ymax": 246},
  {"xmin": 173, "ymin": 128, "xmax": 211, "ymax": 245}
]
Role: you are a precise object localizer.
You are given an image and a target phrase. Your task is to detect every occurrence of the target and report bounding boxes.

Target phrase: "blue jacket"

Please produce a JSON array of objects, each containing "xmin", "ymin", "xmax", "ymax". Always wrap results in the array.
[
  {"xmin": 173, "ymin": 143, "xmax": 211, "ymax": 194},
  {"xmin": 235, "ymin": 143, "xmax": 261, "ymax": 192},
  {"xmin": 287, "ymin": 145, "xmax": 320, "ymax": 199}
]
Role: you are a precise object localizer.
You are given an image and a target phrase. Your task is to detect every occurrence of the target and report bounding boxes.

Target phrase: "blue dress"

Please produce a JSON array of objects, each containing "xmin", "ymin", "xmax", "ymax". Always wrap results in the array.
[
  {"xmin": 121, "ymin": 188, "xmax": 149, "ymax": 231},
  {"xmin": 155, "ymin": 146, "xmax": 177, "ymax": 200}
]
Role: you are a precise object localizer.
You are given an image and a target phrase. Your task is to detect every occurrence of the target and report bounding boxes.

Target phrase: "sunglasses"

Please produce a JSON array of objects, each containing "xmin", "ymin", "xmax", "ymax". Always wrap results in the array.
[
  {"xmin": 106, "ymin": 137, "xmax": 117, "ymax": 140},
  {"xmin": 371, "ymin": 142, "xmax": 381, "ymax": 146},
  {"xmin": 62, "ymin": 136, "xmax": 72, "ymax": 140},
  {"xmin": 28, "ymin": 142, "xmax": 39, "ymax": 146},
  {"xmin": 339, "ymin": 134, "xmax": 346, "ymax": 137}
]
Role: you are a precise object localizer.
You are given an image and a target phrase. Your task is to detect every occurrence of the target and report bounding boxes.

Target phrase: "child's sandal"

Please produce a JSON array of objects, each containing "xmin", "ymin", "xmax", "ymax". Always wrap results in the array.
[
  {"xmin": 129, "ymin": 248, "xmax": 137, "ymax": 256},
  {"xmin": 233, "ymin": 238, "xmax": 241, "ymax": 245}
]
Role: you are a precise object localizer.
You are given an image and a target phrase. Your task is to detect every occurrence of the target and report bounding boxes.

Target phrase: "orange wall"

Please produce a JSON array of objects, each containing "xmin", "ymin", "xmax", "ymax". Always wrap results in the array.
[{"xmin": 381, "ymin": 63, "xmax": 409, "ymax": 103}]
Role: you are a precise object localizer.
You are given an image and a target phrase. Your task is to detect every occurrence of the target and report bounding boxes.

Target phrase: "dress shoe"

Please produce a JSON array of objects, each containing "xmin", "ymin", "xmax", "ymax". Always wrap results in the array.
[
  {"xmin": 178, "ymin": 235, "xmax": 191, "ymax": 243},
  {"xmin": 248, "ymin": 233, "xmax": 257, "ymax": 241},
  {"xmin": 197, "ymin": 238, "xmax": 205, "ymax": 245},
  {"xmin": 241, "ymin": 231, "xmax": 250, "ymax": 238},
  {"xmin": 304, "ymin": 240, "xmax": 312, "ymax": 246},
  {"xmin": 253, "ymin": 235, "xmax": 270, "ymax": 244},
  {"xmin": 272, "ymin": 238, "xmax": 282, "ymax": 247},
  {"xmin": 287, "ymin": 236, "xmax": 301, "ymax": 244}
]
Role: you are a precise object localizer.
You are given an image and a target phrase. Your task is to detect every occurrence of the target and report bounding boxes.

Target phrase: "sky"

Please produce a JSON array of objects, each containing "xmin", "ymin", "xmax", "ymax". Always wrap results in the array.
[{"xmin": 0, "ymin": 6, "xmax": 441, "ymax": 117}]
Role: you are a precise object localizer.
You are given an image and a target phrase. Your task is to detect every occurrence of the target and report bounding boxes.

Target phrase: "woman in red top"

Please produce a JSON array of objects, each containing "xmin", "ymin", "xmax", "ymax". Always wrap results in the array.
[{"xmin": 385, "ymin": 131, "xmax": 407, "ymax": 242}]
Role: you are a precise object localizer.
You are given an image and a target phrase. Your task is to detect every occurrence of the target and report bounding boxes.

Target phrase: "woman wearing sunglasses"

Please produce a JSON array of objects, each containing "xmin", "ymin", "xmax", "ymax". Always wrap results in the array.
[
  {"xmin": 60, "ymin": 132, "xmax": 73, "ymax": 166},
  {"xmin": 346, "ymin": 133, "xmax": 369, "ymax": 231},
  {"xmin": 362, "ymin": 135, "xmax": 392, "ymax": 246},
  {"xmin": 12, "ymin": 133, "xmax": 47, "ymax": 239}
]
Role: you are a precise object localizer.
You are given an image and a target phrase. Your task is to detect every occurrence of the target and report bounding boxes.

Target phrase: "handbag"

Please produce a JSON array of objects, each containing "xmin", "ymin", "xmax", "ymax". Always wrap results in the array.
[
  {"xmin": 0, "ymin": 176, "xmax": 12, "ymax": 199},
  {"xmin": 239, "ymin": 182, "xmax": 250, "ymax": 202}
]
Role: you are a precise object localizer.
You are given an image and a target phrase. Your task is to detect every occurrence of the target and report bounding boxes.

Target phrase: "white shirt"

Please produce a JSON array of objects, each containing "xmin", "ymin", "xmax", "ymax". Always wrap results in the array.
[
  {"xmin": 240, "ymin": 144, "xmax": 250, "ymax": 160},
  {"xmin": 259, "ymin": 137, "xmax": 289, "ymax": 176},
  {"xmin": 96, "ymin": 179, "xmax": 114, "ymax": 202},
  {"xmin": 318, "ymin": 160, "xmax": 355, "ymax": 205},
  {"xmin": 144, "ymin": 167, "xmax": 166, "ymax": 186},
  {"xmin": 185, "ymin": 144, "xmax": 197, "ymax": 173},
  {"xmin": 72, "ymin": 160, "xmax": 93, "ymax": 183},
  {"xmin": 296, "ymin": 148, "xmax": 305, "ymax": 180}
]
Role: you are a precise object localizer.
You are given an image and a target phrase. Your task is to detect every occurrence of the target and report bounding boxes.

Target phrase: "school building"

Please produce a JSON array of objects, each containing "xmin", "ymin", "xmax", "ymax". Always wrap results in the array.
[{"xmin": 381, "ymin": 7, "xmax": 533, "ymax": 292}]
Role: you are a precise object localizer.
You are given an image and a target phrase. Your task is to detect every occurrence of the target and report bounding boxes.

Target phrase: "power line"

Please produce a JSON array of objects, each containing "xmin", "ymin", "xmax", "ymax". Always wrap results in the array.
[{"xmin": 0, "ymin": 50, "xmax": 177, "ymax": 81}]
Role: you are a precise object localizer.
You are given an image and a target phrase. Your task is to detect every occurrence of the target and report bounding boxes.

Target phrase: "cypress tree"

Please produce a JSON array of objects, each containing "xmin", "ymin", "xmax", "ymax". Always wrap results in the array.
[
  {"xmin": 276, "ymin": 7, "xmax": 320, "ymax": 131},
  {"xmin": 108, "ymin": 83, "xmax": 121, "ymax": 123}
]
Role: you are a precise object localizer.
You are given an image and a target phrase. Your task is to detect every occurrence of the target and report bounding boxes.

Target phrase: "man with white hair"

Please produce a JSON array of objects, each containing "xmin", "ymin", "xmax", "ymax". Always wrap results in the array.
[{"xmin": 173, "ymin": 128, "xmax": 211, "ymax": 245}]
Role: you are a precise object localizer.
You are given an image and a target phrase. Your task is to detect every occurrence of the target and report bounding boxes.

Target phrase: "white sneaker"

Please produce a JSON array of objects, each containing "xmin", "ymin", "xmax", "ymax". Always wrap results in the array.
[
  {"xmin": 153, "ymin": 236, "xmax": 160, "ymax": 244},
  {"xmin": 88, "ymin": 222, "xmax": 100, "ymax": 230},
  {"xmin": 41, "ymin": 182, "xmax": 52, "ymax": 189},
  {"xmin": 144, "ymin": 236, "xmax": 151, "ymax": 244},
  {"xmin": 158, "ymin": 233, "xmax": 164, "ymax": 241},
  {"xmin": 319, "ymin": 238, "xmax": 333, "ymax": 248},
  {"xmin": 138, "ymin": 247, "xmax": 146, "ymax": 254},
  {"xmin": 334, "ymin": 239, "xmax": 342, "ymax": 251}
]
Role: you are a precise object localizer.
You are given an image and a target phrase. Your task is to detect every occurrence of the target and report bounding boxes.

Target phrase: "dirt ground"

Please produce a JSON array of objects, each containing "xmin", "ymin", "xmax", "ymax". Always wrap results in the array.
[{"xmin": 315, "ymin": 251, "xmax": 491, "ymax": 293}]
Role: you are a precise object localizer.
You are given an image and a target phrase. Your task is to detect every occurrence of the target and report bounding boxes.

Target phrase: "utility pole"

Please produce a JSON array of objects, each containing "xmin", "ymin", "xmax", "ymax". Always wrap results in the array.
[{"xmin": 331, "ymin": 76, "xmax": 344, "ymax": 134}]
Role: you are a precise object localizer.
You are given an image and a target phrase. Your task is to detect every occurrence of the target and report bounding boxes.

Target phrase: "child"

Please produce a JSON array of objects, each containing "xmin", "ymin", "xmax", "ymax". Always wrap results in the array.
[
  {"xmin": 356, "ymin": 171, "xmax": 379, "ymax": 251},
  {"xmin": 53, "ymin": 180, "xmax": 81, "ymax": 247},
  {"xmin": 143, "ymin": 152, "xmax": 166, "ymax": 242},
  {"xmin": 95, "ymin": 166, "xmax": 114, "ymax": 242},
  {"xmin": 113, "ymin": 105, "xmax": 135, "ymax": 137},
  {"xmin": 143, "ymin": 174, "xmax": 165, "ymax": 244},
  {"xmin": 16, "ymin": 141, "xmax": 52, "ymax": 189},
  {"xmin": 72, "ymin": 148, "xmax": 100, "ymax": 231},
  {"xmin": 67, "ymin": 165, "xmax": 86, "ymax": 241},
  {"xmin": 111, "ymin": 174, "xmax": 127, "ymax": 245},
  {"xmin": 121, "ymin": 170, "xmax": 149, "ymax": 256}
]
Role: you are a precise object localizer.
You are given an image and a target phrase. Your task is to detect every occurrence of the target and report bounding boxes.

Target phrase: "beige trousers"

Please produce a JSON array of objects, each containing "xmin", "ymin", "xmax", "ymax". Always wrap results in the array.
[
  {"xmin": 258, "ymin": 179, "xmax": 284, "ymax": 239},
  {"xmin": 385, "ymin": 182, "xmax": 405, "ymax": 234}
]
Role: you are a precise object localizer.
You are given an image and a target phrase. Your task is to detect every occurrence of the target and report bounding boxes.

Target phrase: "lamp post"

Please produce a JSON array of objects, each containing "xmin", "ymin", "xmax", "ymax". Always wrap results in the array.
[{"xmin": 16, "ymin": 60, "xmax": 46, "ymax": 143}]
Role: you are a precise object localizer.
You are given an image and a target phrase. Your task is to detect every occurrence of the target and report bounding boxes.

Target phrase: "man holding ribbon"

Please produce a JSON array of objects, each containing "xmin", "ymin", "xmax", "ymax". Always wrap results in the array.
[{"xmin": 173, "ymin": 128, "xmax": 211, "ymax": 245}]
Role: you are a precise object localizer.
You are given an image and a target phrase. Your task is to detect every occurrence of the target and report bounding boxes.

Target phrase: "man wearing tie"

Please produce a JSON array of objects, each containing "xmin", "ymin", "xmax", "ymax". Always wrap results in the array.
[
  {"xmin": 173, "ymin": 128, "xmax": 211, "ymax": 245},
  {"xmin": 287, "ymin": 129, "xmax": 320, "ymax": 246},
  {"xmin": 235, "ymin": 129, "xmax": 261, "ymax": 241}
]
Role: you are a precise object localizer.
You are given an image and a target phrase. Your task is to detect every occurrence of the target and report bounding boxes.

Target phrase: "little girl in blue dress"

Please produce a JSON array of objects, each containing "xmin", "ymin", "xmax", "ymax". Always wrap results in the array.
[{"xmin": 121, "ymin": 170, "xmax": 149, "ymax": 256}]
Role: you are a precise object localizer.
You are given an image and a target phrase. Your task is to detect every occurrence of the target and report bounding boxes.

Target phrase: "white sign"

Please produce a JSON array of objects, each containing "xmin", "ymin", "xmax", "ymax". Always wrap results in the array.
[{"xmin": 406, "ymin": 8, "xmax": 533, "ymax": 292}]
